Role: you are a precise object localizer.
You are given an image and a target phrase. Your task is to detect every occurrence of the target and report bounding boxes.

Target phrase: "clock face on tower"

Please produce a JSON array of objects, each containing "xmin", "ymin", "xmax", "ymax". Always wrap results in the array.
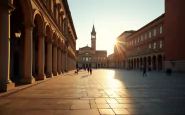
[{"xmin": 92, "ymin": 35, "xmax": 95, "ymax": 38}]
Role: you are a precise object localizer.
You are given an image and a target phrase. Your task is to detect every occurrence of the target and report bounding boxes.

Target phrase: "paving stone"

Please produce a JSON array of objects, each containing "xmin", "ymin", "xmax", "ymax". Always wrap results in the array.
[
  {"xmin": 99, "ymin": 109, "xmax": 115, "ymax": 114},
  {"xmin": 113, "ymin": 109, "xmax": 130, "ymax": 114},
  {"xmin": 1, "ymin": 69, "xmax": 185, "ymax": 115},
  {"xmin": 71, "ymin": 104, "xmax": 90, "ymax": 109},
  {"xmin": 70, "ymin": 109, "xmax": 100, "ymax": 115}
]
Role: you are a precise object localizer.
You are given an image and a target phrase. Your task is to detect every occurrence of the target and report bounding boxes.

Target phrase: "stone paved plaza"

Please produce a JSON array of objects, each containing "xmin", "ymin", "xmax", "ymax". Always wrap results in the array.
[{"xmin": 0, "ymin": 69, "xmax": 185, "ymax": 115}]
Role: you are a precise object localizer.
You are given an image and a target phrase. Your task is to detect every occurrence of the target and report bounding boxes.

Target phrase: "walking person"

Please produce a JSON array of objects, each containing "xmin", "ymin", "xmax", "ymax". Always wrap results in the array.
[
  {"xmin": 143, "ymin": 67, "xmax": 147, "ymax": 77},
  {"xmin": 87, "ymin": 67, "xmax": 90, "ymax": 73},
  {"xmin": 90, "ymin": 67, "xmax": 92, "ymax": 75}
]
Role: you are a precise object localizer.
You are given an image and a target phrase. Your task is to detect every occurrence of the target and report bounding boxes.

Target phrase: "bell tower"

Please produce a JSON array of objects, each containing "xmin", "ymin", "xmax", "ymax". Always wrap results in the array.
[{"xmin": 91, "ymin": 24, "xmax": 96, "ymax": 50}]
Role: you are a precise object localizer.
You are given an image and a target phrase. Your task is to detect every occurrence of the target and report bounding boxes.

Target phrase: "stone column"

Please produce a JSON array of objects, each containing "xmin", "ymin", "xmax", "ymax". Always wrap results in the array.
[
  {"xmin": 20, "ymin": 23, "xmax": 35, "ymax": 84},
  {"xmin": 60, "ymin": 49, "xmax": 63, "ymax": 73},
  {"xmin": 151, "ymin": 58, "xmax": 153, "ymax": 70},
  {"xmin": 46, "ymin": 40, "xmax": 53, "ymax": 78},
  {"xmin": 65, "ymin": 48, "xmax": 68, "ymax": 71},
  {"xmin": 156, "ymin": 57, "xmax": 158, "ymax": 70},
  {"xmin": 36, "ymin": 34, "xmax": 46, "ymax": 80},
  {"xmin": 52, "ymin": 44, "xmax": 58, "ymax": 76},
  {"xmin": 57, "ymin": 47, "xmax": 61, "ymax": 74},
  {"xmin": 0, "ymin": 4, "xmax": 15, "ymax": 91}
]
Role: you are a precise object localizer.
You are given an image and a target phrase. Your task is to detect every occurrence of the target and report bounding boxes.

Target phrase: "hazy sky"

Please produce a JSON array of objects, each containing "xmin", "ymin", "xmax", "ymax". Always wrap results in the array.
[{"xmin": 68, "ymin": 0, "xmax": 165, "ymax": 55}]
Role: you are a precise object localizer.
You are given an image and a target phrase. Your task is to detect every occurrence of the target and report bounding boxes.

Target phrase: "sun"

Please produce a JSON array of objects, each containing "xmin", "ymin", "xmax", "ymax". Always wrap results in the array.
[{"xmin": 113, "ymin": 39, "xmax": 117, "ymax": 45}]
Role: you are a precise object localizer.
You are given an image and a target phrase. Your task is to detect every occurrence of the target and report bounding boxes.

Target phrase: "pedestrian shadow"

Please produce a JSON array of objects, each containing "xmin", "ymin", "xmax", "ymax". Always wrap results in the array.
[{"xmin": 81, "ymin": 75, "xmax": 89, "ymax": 79}]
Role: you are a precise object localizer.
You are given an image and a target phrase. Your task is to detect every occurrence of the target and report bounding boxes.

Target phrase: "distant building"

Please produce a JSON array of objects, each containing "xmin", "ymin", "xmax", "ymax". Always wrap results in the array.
[
  {"xmin": 76, "ymin": 25, "xmax": 107, "ymax": 68},
  {"xmin": 114, "ymin": 31, "xmax": 135, "ymax": 68},
  {"xmin": 107, "ymin": 53, "xmax": 115, "ymax": 68}
]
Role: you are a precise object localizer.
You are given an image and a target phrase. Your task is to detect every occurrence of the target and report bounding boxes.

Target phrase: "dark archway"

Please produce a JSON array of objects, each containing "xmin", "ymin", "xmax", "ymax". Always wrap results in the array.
[
  {"xmin": 158, "ymin": 55, "xmax": 162, "ymax": 70},
  {"xmin": 140, "ymin": 57, "xmax": 143, "ymax": 70},
  {"xmin": 143, "ymin": 57, "xmax": 147, "ymax": 69},
  {"xmin": 137, "ymin": 58, "xmax": 139, "ymax": 69},
  {"xmin": 10, "ymin": 0, "xmax": 25, "ymax": 82},
  {"xmin": 148, "ymin": 56, "xmax": 151, "ymax": 70},
  {"xmin": 152, "ymin": 56, "xmax": 156, "ymax": 70}
]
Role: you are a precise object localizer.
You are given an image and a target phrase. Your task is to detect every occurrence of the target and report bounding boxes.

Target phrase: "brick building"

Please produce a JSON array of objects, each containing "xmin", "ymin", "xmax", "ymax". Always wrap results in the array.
[
  {"xmin": 115, "ymin": 0, "xmax": 185, "ymax": 72},
  {"xmin": 125, "ymin": 14, "xmax": 164, "ymax": 70}
]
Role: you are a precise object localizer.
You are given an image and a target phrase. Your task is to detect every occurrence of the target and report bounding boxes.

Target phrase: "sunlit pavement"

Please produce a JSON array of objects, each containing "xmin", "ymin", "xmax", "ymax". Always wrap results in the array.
[{"xmin": 1, "ymin": 69, "xmax": 185, "ymax": 115}]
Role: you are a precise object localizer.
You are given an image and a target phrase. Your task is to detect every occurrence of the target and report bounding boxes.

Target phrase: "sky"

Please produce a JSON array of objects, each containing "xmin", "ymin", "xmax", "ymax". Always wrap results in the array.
[{"xmin": 67, "ymin": 0, "xmax": 165, "ymax": 56}]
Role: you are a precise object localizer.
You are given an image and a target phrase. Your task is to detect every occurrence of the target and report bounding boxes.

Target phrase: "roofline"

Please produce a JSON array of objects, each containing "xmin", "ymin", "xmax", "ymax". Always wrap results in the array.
[
  {"xmin": 117, "ymin": 30, "xmax": 136, "ymax": 38},
  {"xmin": 62, "ymin": 0, "xmax": 78, "ymax": 40},
  {"xmin": 126, "ymin": 13, "xmax": 165, "ymax": 39}
]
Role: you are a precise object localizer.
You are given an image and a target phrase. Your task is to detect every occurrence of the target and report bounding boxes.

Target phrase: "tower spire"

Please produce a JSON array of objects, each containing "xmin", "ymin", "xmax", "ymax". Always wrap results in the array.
[{"xmin": 91, "ymin": 24, "xmax": 96, "ymax": 35}]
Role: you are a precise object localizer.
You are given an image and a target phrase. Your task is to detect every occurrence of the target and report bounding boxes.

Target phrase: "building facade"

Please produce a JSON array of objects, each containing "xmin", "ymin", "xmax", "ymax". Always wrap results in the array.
[
  {"xmin": 164, "ymin": 0, "xmax": 185, "ymax": 71},
  {"xmin": 115, "ymin": 0, "xmax": 185, "ymax": 72},
  {"xmin": 76, "ymin": 25, "xmax": 107, "ymax": 68},
  {"xmin": 0, "ymin": 0, "xmax": 77, "ymax": 92},
  {"xmin": 107, "ymin": 53, "xmax": 115, "ymax": 68},
  {"xmin": 125, "ymin": 14, "xmax": 164, "ymax": 70}
]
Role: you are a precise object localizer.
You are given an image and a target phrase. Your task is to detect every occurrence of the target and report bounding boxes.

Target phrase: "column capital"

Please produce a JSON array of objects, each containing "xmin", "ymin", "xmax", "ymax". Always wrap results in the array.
[
  {"xmin": 8, "ymin": 2, "xmax": 15, "ymax": 13},
  {"xmin": 38, "ymin": 33, "xmax": 46, "ymax": 38},
  {"xmin": 52, "ymin": 42, "xmax": 58, "ymax": 47},
  {"xmin": 23, "ymin": 22, "xmax": 35, "ymax": 30}
]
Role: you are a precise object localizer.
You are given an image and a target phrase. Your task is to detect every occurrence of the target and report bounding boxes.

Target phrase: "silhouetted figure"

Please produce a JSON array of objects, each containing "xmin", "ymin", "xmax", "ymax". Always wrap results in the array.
[
  {"xmin": 169, "ymin": 68, "xmax": 172, "ymax": 76},
  {"xmin": 143, "ymin": 68, "xmax": 147, "ymax": 77},
  {"xmin": 166, "ymin": 68, "xmax": 172, "ymax": 76},
  {"xmin": 87, "ymin": 67, "xmax": 90, "ymax": 73},
  {"xmin": 90, "ymin": 68, "xmax": 92, "ymax": 75}
]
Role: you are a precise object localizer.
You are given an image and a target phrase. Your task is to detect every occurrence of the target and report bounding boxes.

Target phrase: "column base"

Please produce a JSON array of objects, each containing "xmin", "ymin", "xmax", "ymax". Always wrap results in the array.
[
  {"xmin": 57, "ymin": 71, "xmax": 61, "ymax": 74},
  {"xmin": 36, "ymin": 74, "xmax": 46, "ymax": 80},
  {"xmin": 20, "ymin": 76, "xmax": 35, "ymax": 84},
  {"xmin": 46, "ymin": 73, "xmax": 53, "ymax": 78},
  {"xmin": 53, "ymin": 71, "xmax": 58, "ymax": 76},
  {"xmin": 0, "ymin": 82, "xmax": 15, "ymax": 92}
]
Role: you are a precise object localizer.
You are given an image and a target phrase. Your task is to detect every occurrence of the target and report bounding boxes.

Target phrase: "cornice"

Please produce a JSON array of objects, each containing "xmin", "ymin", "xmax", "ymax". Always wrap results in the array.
[{"xmin": 32, "ymin": 0, "xmax": 66, "ymax": 41}]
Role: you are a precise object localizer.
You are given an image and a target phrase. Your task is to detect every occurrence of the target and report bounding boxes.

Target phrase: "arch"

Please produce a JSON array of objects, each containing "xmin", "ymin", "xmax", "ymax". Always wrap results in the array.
[
  {"xmin": 45, "ymin": 24, "xmax": 52, "ymax": 41},
  {"xmin": 143, "ymin": 57, "xmax": 147, "ymax": 69},
  {"xmin": 33, "ymin": 10, "xmax": 45, "ymax": 34},
  {"xmin": 152, "ymin": 55, "xmax": 157, "ymax": 70},
  {"xmin": 52, "ymin": 32, "xmax": 57, "ymax": 42},
  {"xmin": 136, "ymin": 58, "xmax": 139, "ymax": 69},
  {"xmin": 158, "ymin": 55, "xmax": 163, "ymax": 70},
  {"xmin": 148, "ymin": 56, "xmax": 152, "ymax": 70},
  {"xmin": 134, "ymin": 58, "xmax": 137, "ymax": 69},
  {"xmin": 12, "ymin": 0, "xmax": 33, "ymax": 22},
  {"xmin": 140, "ymin": 57, "xmax": 143, "ymax": 69}
]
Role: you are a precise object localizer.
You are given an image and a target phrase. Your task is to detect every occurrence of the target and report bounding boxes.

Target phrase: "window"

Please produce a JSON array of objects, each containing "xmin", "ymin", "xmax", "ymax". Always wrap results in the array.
[
  {"xmin": 159, "ymin": 26, "xmax": 163, "ymax": 34},
  {"xmin": 138, "ymin": 37, "xmax": 140, "ymax": 42},
  {"xmin": 83, "ymin": 57, "xmax": 85, "ymax": 61},
  {"xmin": 86, "ymin": 52, "xmax": 88, "ymax": 55},
  {"xmin": 141, "ymin": 35, "xmax": 143, "ymax": 41},
  {"xmin": 149, "ymin": 31, "xmax": 151, "ymax": 38},
  {"xmin": 153, "ymin": 28, "xmax": 156, "ymax": 36},
  {"xmin": 159, "ymin": 40, "xmax": 162, "ymax": 48},
  {"xmin": 86, "ymin": 57, "xmax": 88, "ymax": 61},
  {"xmin": 154, "ymin": 43, "xmax": 156, "ymax": 49},
  {"xmin": 145, "ymin": 33, "xmax": 147, "ymax": 39},
  {"xmin": 149, "ymin": 44, "xmax": 151, "ymax": 48}
]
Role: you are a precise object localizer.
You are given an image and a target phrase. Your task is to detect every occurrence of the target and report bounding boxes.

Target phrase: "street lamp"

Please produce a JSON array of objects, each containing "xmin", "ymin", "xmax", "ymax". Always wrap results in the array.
[{"xmin": 15, "ymin": 29, "xmax": 21, "ymax": 38}]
